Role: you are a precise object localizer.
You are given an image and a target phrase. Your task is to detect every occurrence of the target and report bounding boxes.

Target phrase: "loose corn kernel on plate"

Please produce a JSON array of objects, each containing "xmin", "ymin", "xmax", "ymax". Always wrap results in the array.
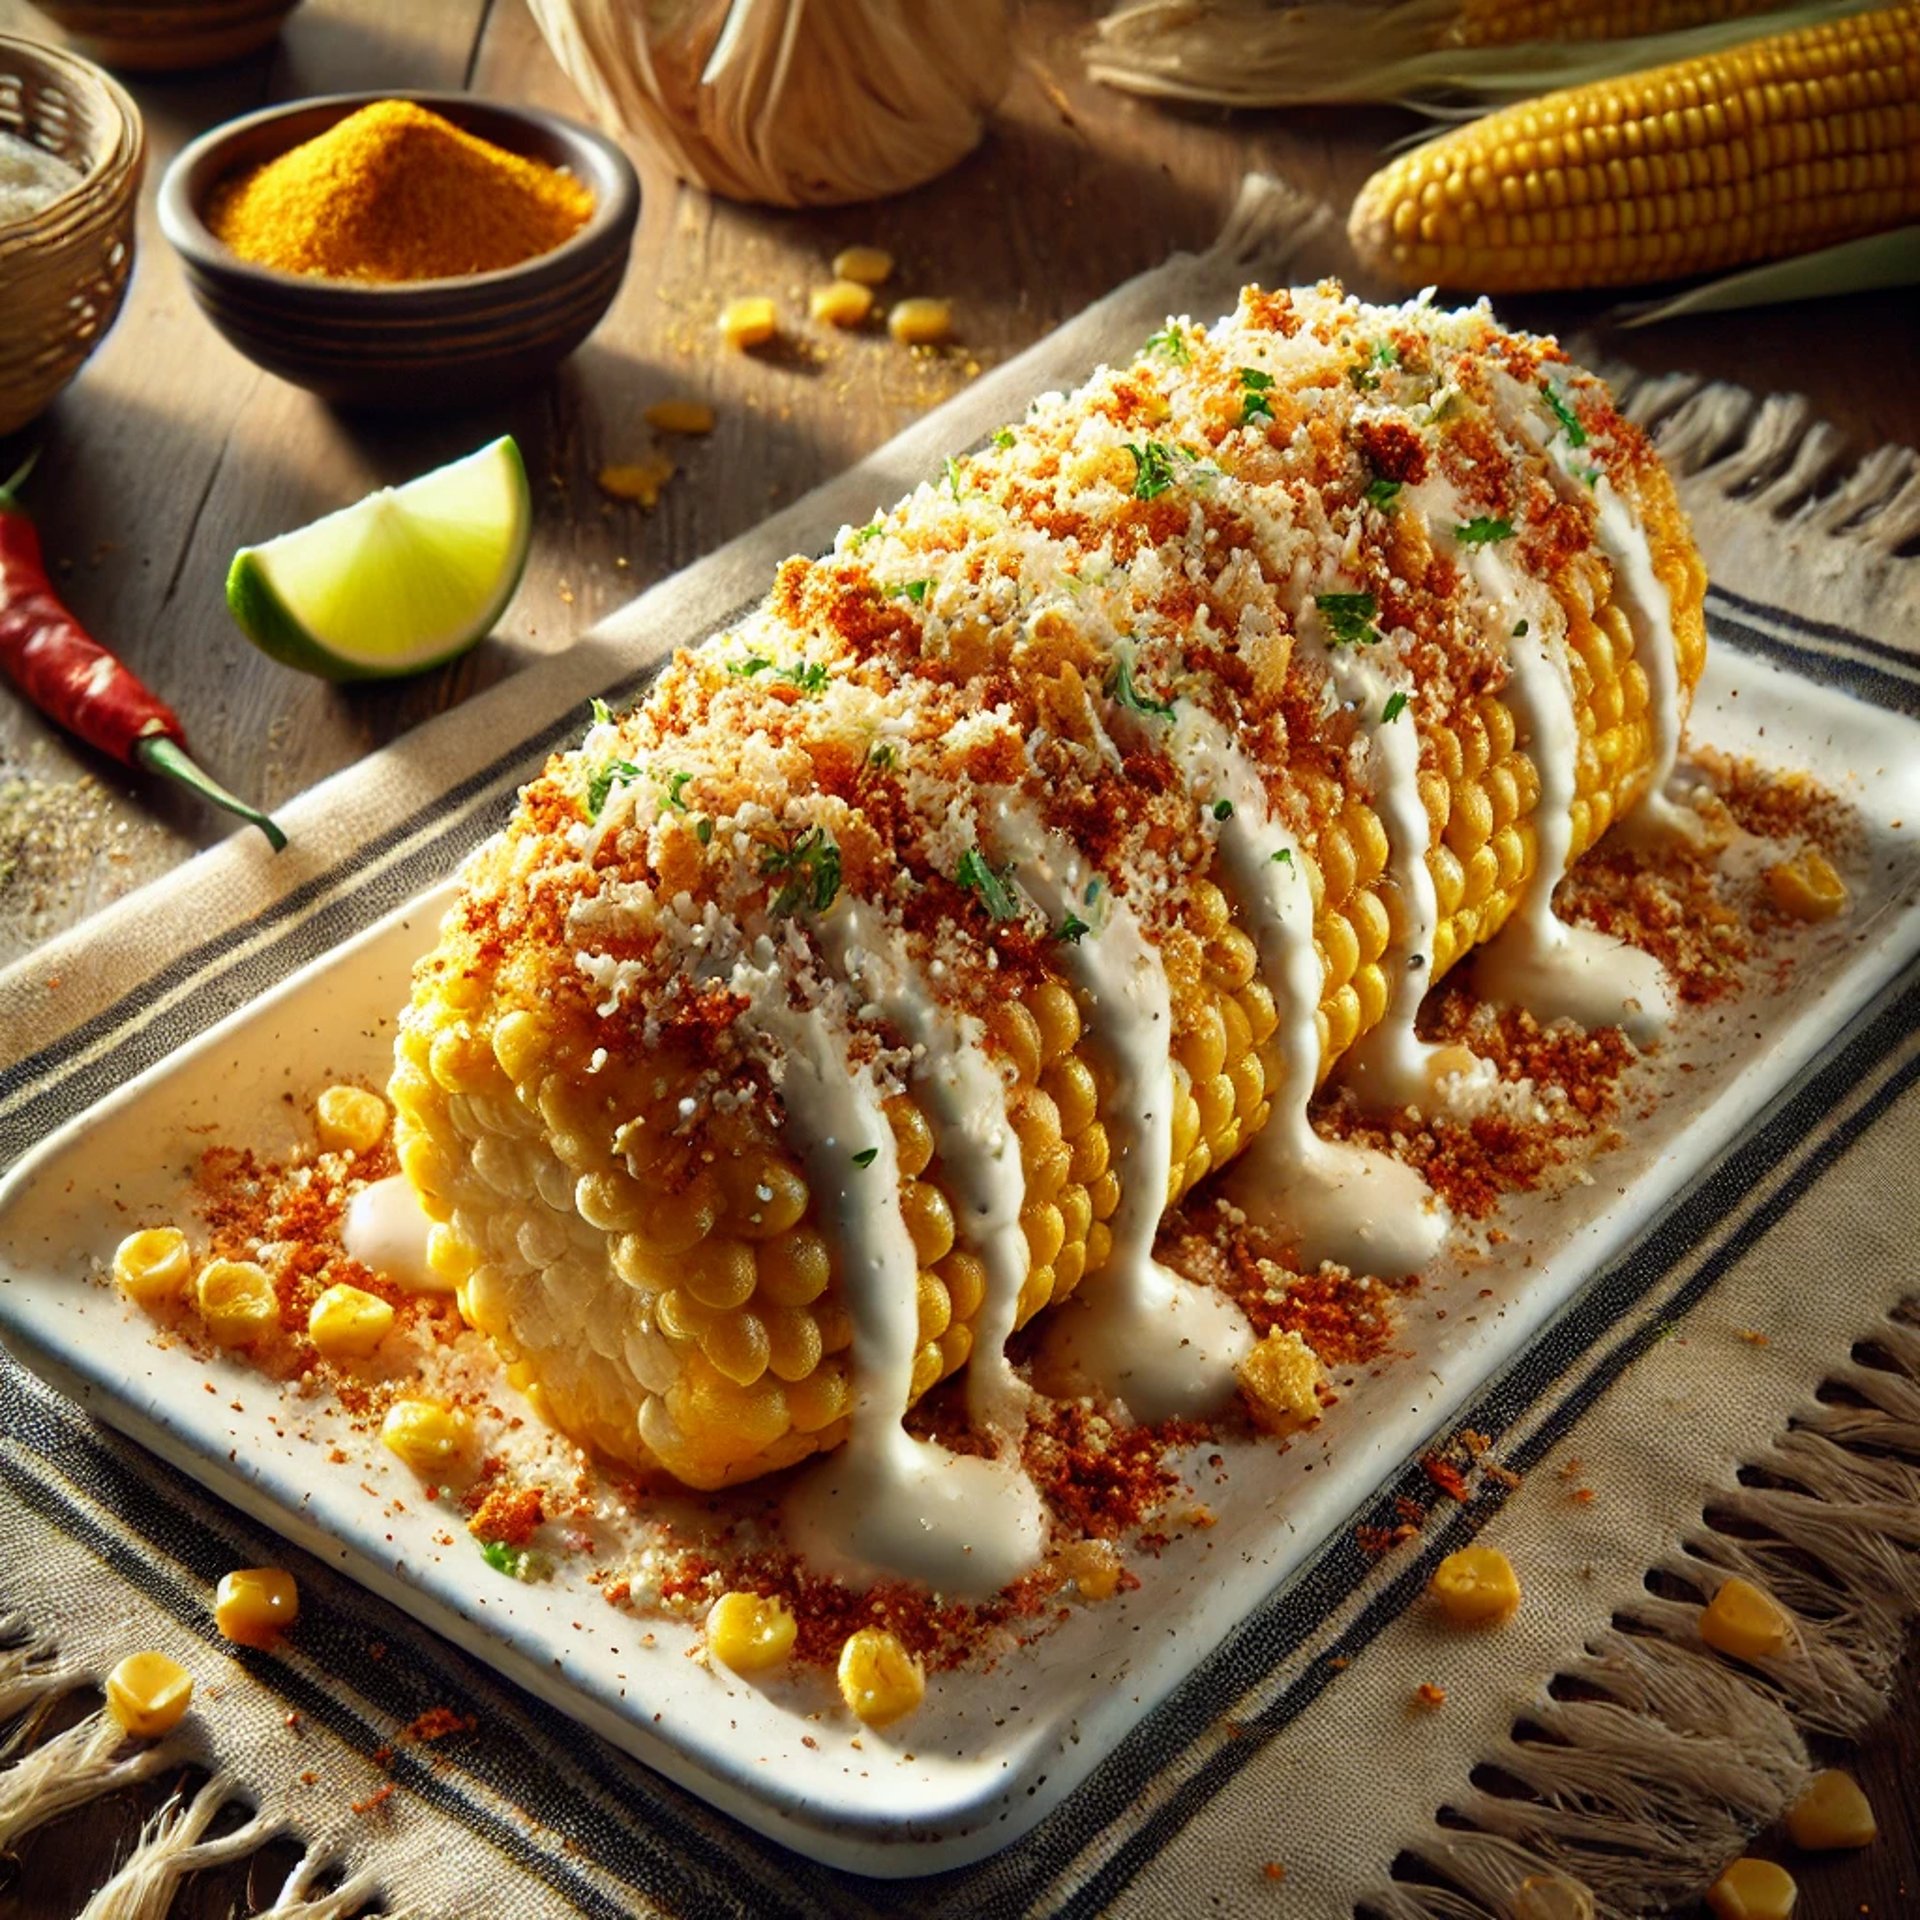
[{"xmin": 1, "ymin": 641, "xmax": 1918, "ymax": 1873}]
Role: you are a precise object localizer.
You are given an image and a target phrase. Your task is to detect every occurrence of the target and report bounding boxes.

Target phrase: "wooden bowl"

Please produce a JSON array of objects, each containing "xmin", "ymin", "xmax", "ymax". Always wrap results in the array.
[
  {"xmin": 24, "ymin": 1, "xmax": 303, "ymax": 71},
  {"xmin": 0, "ymin": 34, "xmax": 143, "ymax": 438},
  {"xmin": 157, "ymin": 92, "xmax": 639, "ymax": 411}
]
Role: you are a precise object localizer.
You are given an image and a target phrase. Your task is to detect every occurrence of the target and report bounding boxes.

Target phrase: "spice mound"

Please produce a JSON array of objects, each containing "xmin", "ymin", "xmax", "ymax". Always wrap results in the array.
[{"xmin": 207, "ymin": 100, "xmax": 594, "ymax": 284}]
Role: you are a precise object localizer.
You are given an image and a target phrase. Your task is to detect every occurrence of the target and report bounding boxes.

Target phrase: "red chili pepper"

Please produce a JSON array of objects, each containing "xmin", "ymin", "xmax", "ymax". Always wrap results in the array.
[{"xmin": 0, "ymin": 453, "xmax": 283, "ymax": 849}]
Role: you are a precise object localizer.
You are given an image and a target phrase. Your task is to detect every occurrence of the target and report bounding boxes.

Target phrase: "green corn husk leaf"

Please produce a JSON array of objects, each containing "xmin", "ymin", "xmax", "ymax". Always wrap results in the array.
[
  {"xmin": 1611, "ymin": 225, "xmax": 1920, "ymax": 327},
  {"xmin": 1085, "ymin": 0, "xmax": 1881, "ymax": 110}
]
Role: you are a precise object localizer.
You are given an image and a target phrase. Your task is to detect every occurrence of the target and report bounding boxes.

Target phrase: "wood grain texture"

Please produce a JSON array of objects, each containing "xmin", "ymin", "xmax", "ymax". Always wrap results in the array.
[{"xmin": 0, "ymin": 1, "xmax": 1912, "ymax": 1913}]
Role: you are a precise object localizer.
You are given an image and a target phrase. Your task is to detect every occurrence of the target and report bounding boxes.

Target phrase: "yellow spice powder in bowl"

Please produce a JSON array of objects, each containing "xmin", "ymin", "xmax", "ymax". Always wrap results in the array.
[
  {"xmin": 157, "ymin": 90, "xmax": 639, "ymax": 408},
  {"xmin": 207, "ymin": 99, "xmax": 594, "ymax": 284}
]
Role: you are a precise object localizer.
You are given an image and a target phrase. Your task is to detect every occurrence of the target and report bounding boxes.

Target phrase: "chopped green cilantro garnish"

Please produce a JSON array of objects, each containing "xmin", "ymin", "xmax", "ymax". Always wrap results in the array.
[
  {"xmin": 1271, "ymin": 847, "xmax": 1293, "ymax": 866},
  {"xmin": 1376, "ymin": 340, "xmax": 1400, "ymax": 368},
  {"xmin": 850, "ymin": 520, "xmax": 884, "ymax": 546},
  {"xmin": 1540, "ymin": 382, "xmax": 1588, "ymax": 448},
  {"xmin": 695, "ymin": 817, "xmax": 713, "ymax": 845},
  {"xmin": 661, "ymin": 769, "xmax": 694, "ymax": 811},
  {"xmin": 945, "ymin": 456, "xmax": 965, "ymax": 502},
  {"xmin": 1348, "ymin": 363, "xmax": 1381, "ymax": 394},
  {"xmin": 1106, "ymin": 652, "xmax": 1177, "ymax": 719},
  {"xmin": 1577, "ymin": 466, "xmax": 1601, "ymax": 489},
  {"xmin": 1144, "ymin": 322, "xmax": 1190, "ymax": 364},
  {"xmin": 1126, "ymin": 442, "xmax": 1179, "ymax": 501},
  {"xmin": 888, "ymin": 579, "xmax": 931, "ymax": 604},
  {"xmin": 1513, "ymin": 618, "xmax": 1530, "ymax": 637},
  {"xmin": 1364, "ymin": 478, "xmax": 1402, "ymax": 511},
  {"xmin": 992, "ymin": 427, "xmax": 1016, "ymax": 450},
  {"xmin": 1238, "ymin": 367, "xmax": 1275, "ymax": 426},
  {"xmin": 480, "ymin": 1539, "xmax": 544, "ymax": 1581},
  {"xmin": 866, "ymin": 741, "xmax": 896, "ymax": 771},
  {"xmin": 1058, "ymin": 912, "xmax": 1090, "ymax": 944},
  {"xmin": 588, "ymin": 696, "xmax": 613, "ymax": 728},
  {"xmin": 1213, "ymin": 799, "xmax": 1234, "ymax": 821},
  {"xmin": 955, "ymin": 847, "xmax": 1022, "ymax": 922},
  {"xmin": 1455, "ymin": 517, "xmax": 1514, "ymax": 547},
  {"xmin": 1315, "ymin": 591, "xmax": 1382, "ymax": 648},
  {"xmin": 780, "ymin": 661, "xmax": 830, "ymax": 694},
  {"xmin": 729, "ymin": 654, "xmax": 827, "ymax": 692},
  {"xmin": 1382, "ymin": 691, "xmax": 1409, "ymax": 723},
  {"xmin": 760, "ymin": 826, "xmax": 842, "ymax": 916},
  {"xmin": 587, "ymin": 758, "xmax": 641, "ymax": 819},
  {"xmin": 852, "ymin": 1147, "xmax": 879, "ymax": 1168}
]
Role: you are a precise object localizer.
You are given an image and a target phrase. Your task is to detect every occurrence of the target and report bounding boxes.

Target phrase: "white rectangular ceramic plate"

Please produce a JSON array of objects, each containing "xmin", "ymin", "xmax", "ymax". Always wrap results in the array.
[{"xmin": 3, "ymin": 636, "xmax": 1918, "ymax": 1877}]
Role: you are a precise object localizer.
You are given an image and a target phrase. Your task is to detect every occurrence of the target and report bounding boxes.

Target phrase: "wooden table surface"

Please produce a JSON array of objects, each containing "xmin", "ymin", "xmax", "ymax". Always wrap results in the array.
[{"xmin": 0, "ymin": 2, "xmax": 1912, "ymax": 1915}]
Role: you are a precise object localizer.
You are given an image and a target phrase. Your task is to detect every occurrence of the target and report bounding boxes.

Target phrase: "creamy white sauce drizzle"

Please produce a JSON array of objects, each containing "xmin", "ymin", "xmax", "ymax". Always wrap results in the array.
[
  {"xmin": 1586, "ymin": 476, "xmax": 1703, "ymax": 847},
  {"xmin": 1465, "ymin": 543, "xmax": 1673, "ymax": 1043},
  {"xmin": 823, "ymin": 903, "xmax": 1032, "ymax": 1437},
  {"xmin": 341, "ymin": 1174, "xmax": 447, "ymax": 1293},
  {"xmin": 1170, "ymin": 711, "xmax": 1449, "ymax": 1278},
  {"xmin": 1322, "ymin": 636, "xmax": 1491, "ymax": 1116},
  {"xmin": 989, "ymin": 796, "xmax": 1253, "ymax": 1421},
  {"xmin": 1529, "ymin": 398, "xmax": 1702, "ymax": 848},
  {"xmin": 752, "ymin": 961, "xmax": 1044, "ymax": 1598}
]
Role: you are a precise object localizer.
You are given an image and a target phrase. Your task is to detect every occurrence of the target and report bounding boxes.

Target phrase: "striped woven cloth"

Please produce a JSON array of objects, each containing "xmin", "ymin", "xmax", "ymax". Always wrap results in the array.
[{"xmin": 2, "ymin": 180, "xmax": 1917, "ymax": 1918}]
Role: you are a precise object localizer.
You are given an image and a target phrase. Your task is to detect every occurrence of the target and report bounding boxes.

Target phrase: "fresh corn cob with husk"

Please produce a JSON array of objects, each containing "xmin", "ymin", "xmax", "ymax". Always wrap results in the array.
[
  {"xmin": 391, "ymin": 283, "xmax": 1706, "ymax": 1492},
  {"xmin": 1351, "ymin": 0, "xmax": 1920, "ymax": 292},
  {"xmin": 1085, "ymin": 0, "xmax": 1853, "ymax": 107}
]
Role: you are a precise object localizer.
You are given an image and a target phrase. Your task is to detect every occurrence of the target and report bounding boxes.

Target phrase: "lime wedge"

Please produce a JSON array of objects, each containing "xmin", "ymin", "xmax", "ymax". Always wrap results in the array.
[{"xmin": 226, "ymin": 436, "xmax": 532, "ymax": 681}]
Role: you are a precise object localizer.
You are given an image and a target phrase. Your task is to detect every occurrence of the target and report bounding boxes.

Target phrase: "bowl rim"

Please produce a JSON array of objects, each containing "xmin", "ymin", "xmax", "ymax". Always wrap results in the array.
[
  {"xmin": 0, "ymin": 30, "xmax": 145, "ymax": 244},
  {"xmin": 156, "ymin": 89, "xmax": 639, "ymax": 309}
]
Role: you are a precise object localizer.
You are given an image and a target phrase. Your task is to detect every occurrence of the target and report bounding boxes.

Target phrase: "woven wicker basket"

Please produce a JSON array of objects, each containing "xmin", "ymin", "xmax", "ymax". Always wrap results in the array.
[{"xmin": 0, "ymin": 34, "xmax": 143, "ymax": 438}]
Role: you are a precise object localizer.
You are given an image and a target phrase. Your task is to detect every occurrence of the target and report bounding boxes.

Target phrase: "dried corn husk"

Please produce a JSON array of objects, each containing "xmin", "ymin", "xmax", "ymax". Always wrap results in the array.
[
  {"xmin": 528, "ymin": 0, "xmax": 1012, "ymax": 207},
  {"xmin": 1613, "ymin": 224, "xmax": 1920, "ymax": 325},
  {"xmin": 1086, "ymin": 0, "xmax": 1880, "ymax": 108}
]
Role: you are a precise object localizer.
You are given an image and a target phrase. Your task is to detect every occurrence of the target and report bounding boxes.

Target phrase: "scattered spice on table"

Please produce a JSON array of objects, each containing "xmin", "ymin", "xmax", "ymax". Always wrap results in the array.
[
  {"xmin": 0, "ymin": 130, "xmax": 81, "ymax": 225},
  {"xmin": 208, "ymin": 100, "xmax": 594, "ymax": 283}
]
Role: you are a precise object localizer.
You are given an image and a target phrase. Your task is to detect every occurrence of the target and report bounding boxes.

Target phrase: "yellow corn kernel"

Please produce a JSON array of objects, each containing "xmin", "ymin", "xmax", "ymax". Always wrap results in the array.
[
  {"xmin": 719, "ymin": 296, "xmax": 777, "ymax": 350},
  {"xmin": 1060, "ymin": 1537, "xmax": 1123, "ymax": 1602},
  {"xmin": 1514, "ymin": 1875, "xmax": 1594, "ymax": 1920},
  {"xmin": 1706, "ymin": 1857, "xmax": 1797, "ymax": 1920},
  {"xmin": 1785, "ymin": 1768, "xmax": 1876, "ymax": 1851},
  {"xmin": 1237, "ymin": 1329, "xmax": 1325, "ymax": 1434},
  {"xmin": 706, "ymin": 1590, "xmax": 798, "ymax": 1673},
  {"xmin": 1430, "ymin": 1545, "xmax": 1522, "ymax": 1627},
  {"xmin": 643, "ymin": 398, "xmax": 715, "ymax": 435},
  {"xmin": 214, "ymin": 1567, "xmax": 299, "ymax": 1649},
  {"xmin": 105, "ymin": 1651, "xmax": 194, "ymax": 1739},
  {"xmin": 838, "ymin": 1627, "xmax": 924, "ymax": 1727},
  {"xmin": 887, "ymin": 298, "xmax": 952, "ymax": 347},
  {"xmin": 832, "ymin": 244, "xmax": 893, "ymax": 285},
  {"xmin": 597, "ymin": 455, "xmax": 675, "ymax": 509},
  {"xmin": 314, "ymin": 1084, "xmax": 388, "ymax": 1154},
  {"xmin": 810, "ymin": 279, "xmax": 874, "ymax": 328},
  {"xmin": 307, "ymin": 1283, "xmax": 395, "ymax": 1360},
  {"xmin": 1700, "ymin": 1576, "xmax": 1793, "ymax": 1662},
  {"xmin": 382, "ymin": 1398, "xmax": 471, "ymax": 1474},
  {"xmin": 112, "ymin": 1227, "xmax": 192, "ymax": 1305},
  {"xmin": 195, "ymin": 1258, "xmax": 277, "ymax": 1347},
  {"xmin": 1765, "ymin": 851, "xmax": 1847, "ymax": 922}
]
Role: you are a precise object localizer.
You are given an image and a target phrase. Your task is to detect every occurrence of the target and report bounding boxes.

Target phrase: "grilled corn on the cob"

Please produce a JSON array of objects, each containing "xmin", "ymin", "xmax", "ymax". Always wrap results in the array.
[{"xmin": 392, "ymin": 284, "xmax": 1705, "ymax": 1522}]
